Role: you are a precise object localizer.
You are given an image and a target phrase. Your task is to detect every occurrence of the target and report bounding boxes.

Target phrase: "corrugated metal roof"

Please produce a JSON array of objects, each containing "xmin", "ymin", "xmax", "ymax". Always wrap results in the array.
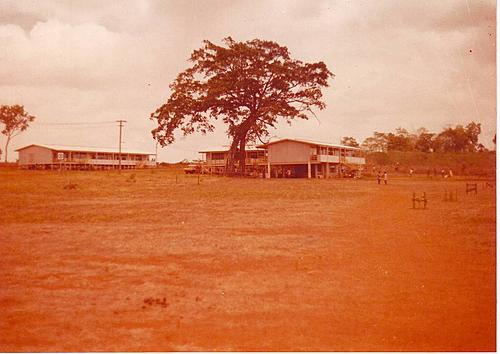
[
  {"xmin": 256, "ymin": 138, "xmax": 362, "ymax": 150},
  {"xmin": 15, "ymin": 144, "xmax": 154, "ymax": 155}
]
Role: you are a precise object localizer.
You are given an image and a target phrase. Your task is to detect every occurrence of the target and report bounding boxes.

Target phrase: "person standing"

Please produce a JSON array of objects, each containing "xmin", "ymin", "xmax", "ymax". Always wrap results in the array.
[
  {"xmin": 383, "ymin": 171, "xmax": 388, "ymax": 185},
  {"xmin": 376, "ymin": 171, "xmax": 381, "ymax": 185}
]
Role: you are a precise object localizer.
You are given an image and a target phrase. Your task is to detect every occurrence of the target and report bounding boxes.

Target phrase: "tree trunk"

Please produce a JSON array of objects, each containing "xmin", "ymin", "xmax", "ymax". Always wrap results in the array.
[
  {"xmin": 4, "ymin": 136, "xmax": 10, "ymax": 163},
  {"xmin": 238, "ymin": 137, "xmax": 246, "ymax": 176},
  {"xmin": 224, "ymin": 116, "xmax": 254, "ymax": 176},
  {"xmin": 225, "ymin": 138, "xmax": 240, "ymax": 176},
  {"xmin": 225, "ymin": 134, "xmax": 250, "ymax": 177}
]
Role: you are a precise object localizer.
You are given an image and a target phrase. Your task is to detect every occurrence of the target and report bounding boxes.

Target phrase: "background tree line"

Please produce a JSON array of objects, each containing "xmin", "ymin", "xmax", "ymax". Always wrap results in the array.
[{"xmin": 341, "ymin": 122, "xmax": 491, "ymax": 153}]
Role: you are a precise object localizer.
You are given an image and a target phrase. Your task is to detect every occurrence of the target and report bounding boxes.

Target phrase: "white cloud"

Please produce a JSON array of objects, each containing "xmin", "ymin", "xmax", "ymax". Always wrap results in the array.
[{"xmin": 0, "ymin": 0, "xmax": 496, "ymax": 161}]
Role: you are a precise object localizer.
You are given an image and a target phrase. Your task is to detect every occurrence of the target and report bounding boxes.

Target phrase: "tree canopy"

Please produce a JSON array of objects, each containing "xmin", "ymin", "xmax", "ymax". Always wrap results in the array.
[
  {"xmin": 151, "ymin": 37, "xmax": 333, "ymax": 174},
  {"xmin": 340, "ymin": 136, "xmax": 359, "ymax": 147},
  {"xmin": 361, "ymin": 131, "xmax": 388, "ymax": 152},
  {"xmin": 434, "ymin": 122, "xmax": 481, "ymax": 152},
  {"xmin": 361, "ymin": 122, "xmax": 484, "ymax": 153},
  {"xmin": 414, "ymin": 128, "xmax": 435, "ymax": 152},
  {"xmin": 385, "ymin": 127, "xmax": 413, "ymax": 152},
  {"xmin": 0, "ymin": 105, "xmax": 35, "ymax": 162}
]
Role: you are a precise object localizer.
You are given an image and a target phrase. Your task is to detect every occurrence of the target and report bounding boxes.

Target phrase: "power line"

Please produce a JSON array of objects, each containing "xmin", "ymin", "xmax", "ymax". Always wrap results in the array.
[
  {"xmin": 31, "ymin": 125, "xmax": 116, "ymax": 131},
  {"xmin": 35, "ymin": 121, "xmax": 117, "ymax": 126}
]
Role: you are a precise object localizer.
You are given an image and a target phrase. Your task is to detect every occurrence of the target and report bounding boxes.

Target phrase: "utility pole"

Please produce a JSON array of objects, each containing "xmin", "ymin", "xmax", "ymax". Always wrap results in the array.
[{"xmin": 116, "ymin": 120, "xmax": 127, "ymax": 172}]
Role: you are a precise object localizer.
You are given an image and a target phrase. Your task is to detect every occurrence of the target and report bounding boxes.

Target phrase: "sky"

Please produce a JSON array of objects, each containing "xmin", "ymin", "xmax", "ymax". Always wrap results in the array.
[{"xmin": 0, "ymin": 0, "xmax": 496, "ymax": 162}]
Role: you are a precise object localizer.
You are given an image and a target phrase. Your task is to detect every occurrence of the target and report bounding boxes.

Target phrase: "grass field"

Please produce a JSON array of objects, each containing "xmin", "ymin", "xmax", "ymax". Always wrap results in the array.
[{"xmin": 0, "ymin": 167, "xmax": 496, "ymax": 351}]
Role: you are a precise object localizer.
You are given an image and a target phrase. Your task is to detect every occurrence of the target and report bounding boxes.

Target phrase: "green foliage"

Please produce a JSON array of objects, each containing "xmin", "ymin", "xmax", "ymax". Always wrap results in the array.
[
  {"xmin": 340, "ymin": 136, "xmax": 359, "ymax": 147},
  {"xmin": 366, "ymin": 150, "xmax": 495, "ymax": 176},
  {"xmin": 0, "ymin": 104, "xmax": 36, "ymax": 162},
  {"xmin": 361, "ymin": 131, "xmax": 387, "ymax": 152},
  {"xmin": 414, "ymin": 128, "xmax": 434, "ymax": 152},
  {"xmin": 432, "ymin": 122, "xmax": 481, "ymax": 152},
  {"xmin": 465, "ymin": 122, "xmax": 481, "ymax": 147},
  {"xmin": 151, "ymin": 37, "xmax": 333, "ymax": 174},
  {"xmin": 362, "ymin": 122, "xmax": 484, "ymax": 154},
  {"xmin": 385, "ymin": 127, "xmax": 414, "ymax": 151}
]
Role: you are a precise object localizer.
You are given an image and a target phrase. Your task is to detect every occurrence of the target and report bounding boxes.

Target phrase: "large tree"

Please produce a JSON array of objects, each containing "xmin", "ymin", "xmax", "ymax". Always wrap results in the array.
[
  {"xmin": 361, "ymin": 132, "xmax": 388, "ymax": 152},
  {"xmin": 434, "ymin": 123, "xmax": 480, "ymax": 152},
  {"xmin": 465, "ymin": 122, "xmax": 481, "ymax": 151},
  {"xmin": 385, "ymin": 127, "xmax": 414, "ymax": 151},
  {"xmin": 151, "ymin": 37, "xmax": 333, "ymax": 175},
  {"xmin": 0, "ymin": 105, "xmax": 35, "ymax": 162},
  {"xmin": 414, "ymin": 127, "xmax": 435, "ymax": 152}
]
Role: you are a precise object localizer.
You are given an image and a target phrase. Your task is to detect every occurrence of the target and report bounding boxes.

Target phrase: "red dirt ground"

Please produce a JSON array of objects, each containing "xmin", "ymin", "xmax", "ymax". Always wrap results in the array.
[{"xmin": 0, "ymin": 170, "xmax": 496, "ymax": 351}]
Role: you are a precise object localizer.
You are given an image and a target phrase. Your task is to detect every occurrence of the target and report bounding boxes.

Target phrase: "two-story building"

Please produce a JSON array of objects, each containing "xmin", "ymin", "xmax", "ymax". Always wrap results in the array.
[
  {"xmin": 199, "ymin": 146, "xmax": 267, "ymax": 176},
  {"xmin": 199, "ymin": 138, "xmax": 365, "ymax": 178},
  {"xmin": 15, "ymin": 144, "xmax": 155, "ymax": 170}
]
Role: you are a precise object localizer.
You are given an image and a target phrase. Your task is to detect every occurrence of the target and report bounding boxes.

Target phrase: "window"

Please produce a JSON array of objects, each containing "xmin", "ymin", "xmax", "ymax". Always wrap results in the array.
[
  {"xmin": 98, "ymin": 153, "xmax": 113, "ymax": 160},
  {"xmin": 248, "ymin": 151, "xmax": 264, "ymax": 159},
  {"xmin": 211, "ymin": 152, "xmax": 225, "ymax": 160},
  {"xmin": 73, "ymin": 152, "xmax": 88, "ymax": 159}
]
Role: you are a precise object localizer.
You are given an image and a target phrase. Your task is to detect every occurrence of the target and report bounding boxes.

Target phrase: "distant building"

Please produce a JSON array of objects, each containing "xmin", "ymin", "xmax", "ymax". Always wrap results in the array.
[
  {"xmin": 15, "ymin": 144, "xmax": 155, "ymax": 170},
  {"xmin": 199, "ymin": 146, "xmax": 267, "ymax": 176},
  {"xmin": 200, "ymin": 138, "xmax": 365, "ymax": 178}
]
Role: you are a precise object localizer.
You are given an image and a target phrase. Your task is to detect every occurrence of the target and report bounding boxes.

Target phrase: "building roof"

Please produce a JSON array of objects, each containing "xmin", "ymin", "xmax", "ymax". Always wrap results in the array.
[
  {"xmin": 256, "ymin": 138, "xmax": 362, "ymax": 150},
  {"xmin": 15, "ymin": 144, "xmax": 154, "ymax": 155},
  {"xmin": 199, "ymin": 146, "xmax": 266, "ymax": 153}
]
